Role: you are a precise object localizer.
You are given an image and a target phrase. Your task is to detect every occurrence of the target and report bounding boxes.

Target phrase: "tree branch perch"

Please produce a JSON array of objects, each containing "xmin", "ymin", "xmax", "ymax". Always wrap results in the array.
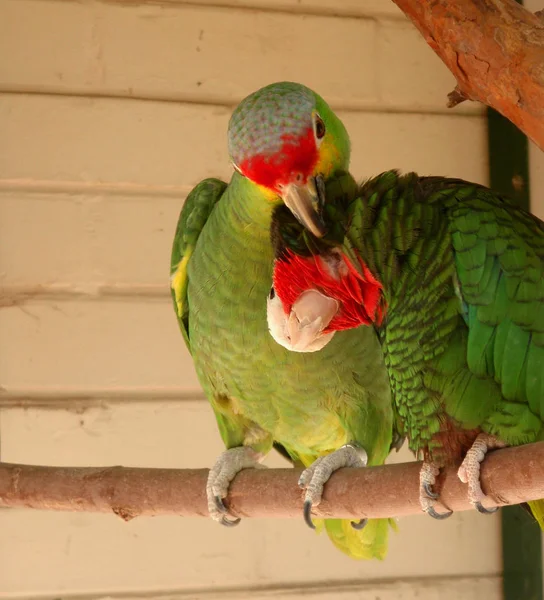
[
  {"xmin": 1, "ymin": 443, "xmax": 543, "ymax": 521},
  {"xmin": 392, "ymin": 0, "xmax": 544, "ymax": 150}
]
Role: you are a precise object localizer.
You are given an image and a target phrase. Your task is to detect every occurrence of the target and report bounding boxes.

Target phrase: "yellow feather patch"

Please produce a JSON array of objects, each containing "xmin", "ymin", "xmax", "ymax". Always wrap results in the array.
[
  {"xmin": 314, "ymin": 134, "xmax": 340, "ymax": 179},
  {"xmin": 315, "ymin": 518, "xmax": 396, "ymax": 561},
  {"xmin": 170, "ymin": 251, "xmax": 192, "ymax": 317},
  {"xmin": 255, "ymin": 182, "xmax": 282, "ymax": 203},
  {"xmin": 528, "ymin": 499, "xmax": 544, "ymax": 530}
]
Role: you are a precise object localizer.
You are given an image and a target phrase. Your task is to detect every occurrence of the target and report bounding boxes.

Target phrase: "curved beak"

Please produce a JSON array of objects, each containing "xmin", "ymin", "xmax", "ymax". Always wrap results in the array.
[{"xmin": 282, "ymin": 176, "xmax": 327, "ymax": 238}]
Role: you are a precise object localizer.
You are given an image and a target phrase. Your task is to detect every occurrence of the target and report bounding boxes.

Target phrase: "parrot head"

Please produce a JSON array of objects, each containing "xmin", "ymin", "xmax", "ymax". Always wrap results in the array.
[
  {"xmin": 267, "ymin": 247, "xmax": 385, "ymax": 353},
  {"xmin": 228, "ymin": 82, "xmax": 350, "ymax": 237}
]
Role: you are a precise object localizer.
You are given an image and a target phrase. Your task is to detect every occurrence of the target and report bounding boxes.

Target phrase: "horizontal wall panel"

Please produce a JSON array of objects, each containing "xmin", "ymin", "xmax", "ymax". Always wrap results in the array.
[
  {"xmin": 0, "ymin": 94, "xmax": 232, "ymax": 188},
  {"xmin": 0, "ymin": 192, "xmax": 179, "ymax": 289},
  {"xmin": 0, "ymin": 299, "xmax": 200, "ymax": 394},
  {"xmin": 0, "ymin": 1, "xmax": 481, "ymax": 113}
]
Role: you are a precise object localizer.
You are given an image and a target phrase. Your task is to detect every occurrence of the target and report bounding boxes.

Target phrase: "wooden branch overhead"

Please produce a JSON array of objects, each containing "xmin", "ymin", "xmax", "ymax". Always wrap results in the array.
[
  {"xmin": 391, "ymin": 0, "xmax": 544, "ymax": 150},
  {"xmin": 1, "ymin": 443, "xmax": 543, "ymax": 521}
]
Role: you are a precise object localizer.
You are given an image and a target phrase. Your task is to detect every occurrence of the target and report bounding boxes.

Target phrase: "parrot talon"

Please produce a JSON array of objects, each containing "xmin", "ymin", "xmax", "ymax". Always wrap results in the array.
[
  {"xmin": 423, "ymin": 482, "xmax": 440, "ymax": 500},
  {"xmin": 206, "ymin": 447, "xmax": 263, "ymax": 527},
  {"xmin": 475, "ymin": 501, "xmax": 499, "ymax": 515},
  {"xmin": 299, "ymin": 444, "xmax": 368, "ymax": 531},
  {"xmin": 458, "ymin": 434, "xmax": 506, "ymax": 514},
  {"xmin": 351, "ymin": 518, "xmax": 368, "ymax": 530},
  {"xmin": 419, "ymin": 461, "xmax": 451, "ymax": 516},
  {"xmin": 426, "ymin": 505, "xmax": 453, "ymax": 520},
  {"xmin": 219, "ymin": 514, "xmax": 241, "ymax": 527},
  {"xmin": 214, "ymin": 495, "xmax": 229, "ymax": 514},
  {"xmin": 303, "ymin": 500, "xmax": 316, "ymax": 530}
]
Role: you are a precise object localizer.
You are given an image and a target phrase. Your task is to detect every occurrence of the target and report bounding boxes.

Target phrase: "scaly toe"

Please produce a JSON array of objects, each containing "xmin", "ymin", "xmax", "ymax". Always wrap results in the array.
[
  {"xmin": 303, "ymin": 500, "xmax": 316, "ymax": 530},
  {"xmin": 457, "ymin": 434, "xmax": 506, "ymax": 516},
  {"xmin": 426, "ymin": 505, "xmax": 453, "ymax": 520},
  {"xmin": 207, "ymin": 447, "xmax": 264, "ymax": 527},
  {"xmin": 351, "ymin": 518, "xmax": 368, "ymax": 530},
  {"xmin": 475, "ymin": 501, "xmax": 499, "ymax": 515},
  {"xmin": 299, "ymin": 444, "xmax": 367, "ymax": 531}
]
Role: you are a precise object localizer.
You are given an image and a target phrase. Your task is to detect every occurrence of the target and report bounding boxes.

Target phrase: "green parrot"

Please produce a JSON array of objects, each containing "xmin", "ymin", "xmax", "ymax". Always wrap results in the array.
[
  {"xmin": 170, "ymin": 82, "xmax": 399, "ymax": 559},
  {"xmin": 267, "ymin": 169, "xmax": 544, "ymax": 527}
]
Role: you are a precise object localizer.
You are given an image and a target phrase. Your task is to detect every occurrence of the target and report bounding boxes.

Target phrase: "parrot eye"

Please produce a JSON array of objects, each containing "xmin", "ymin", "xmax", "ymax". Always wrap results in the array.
[
  {"xmin": 269, "ymin": 287, "xmax": 275, "ymax": 299},
  {"xmin": 314, "ymin": 114, "xmax": 326, "ymax": 141}
]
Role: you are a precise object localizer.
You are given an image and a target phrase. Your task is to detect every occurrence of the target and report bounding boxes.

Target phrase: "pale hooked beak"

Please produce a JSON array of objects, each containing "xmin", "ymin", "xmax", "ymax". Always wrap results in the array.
[{"xmin": 282, "ymin": 175, "xmax": 327, "ymax": 238}]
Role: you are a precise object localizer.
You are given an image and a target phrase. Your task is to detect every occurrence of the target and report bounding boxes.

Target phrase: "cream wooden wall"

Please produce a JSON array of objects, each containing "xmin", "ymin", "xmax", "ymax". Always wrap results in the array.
[{"xmin": 0, "ymin": 1, "xmax": 502, "ymax": 598}]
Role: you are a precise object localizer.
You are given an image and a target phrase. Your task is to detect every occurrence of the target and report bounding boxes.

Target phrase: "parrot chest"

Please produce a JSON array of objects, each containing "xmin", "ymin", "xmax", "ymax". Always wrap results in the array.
[{"xmin": 185, "ymin": 200, "xmax": 387, "ymax": 456}]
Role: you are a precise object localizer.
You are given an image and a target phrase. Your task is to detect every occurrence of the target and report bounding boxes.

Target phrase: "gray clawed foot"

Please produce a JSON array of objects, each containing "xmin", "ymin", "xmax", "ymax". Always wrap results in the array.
[
  {"xmin": 206, "ymin": 447, "xmax": 264, "ymax": 527},
  {"xmin": 298, "ymin": 443, "xmax": 368, "ymax": 530},
  {"xmin": 420, "ymin": 461, "xmax": 453, "ymax": 519},
  {"xmin": 458, "ymin": 434, "xmax": 506, "ymax": 515}
]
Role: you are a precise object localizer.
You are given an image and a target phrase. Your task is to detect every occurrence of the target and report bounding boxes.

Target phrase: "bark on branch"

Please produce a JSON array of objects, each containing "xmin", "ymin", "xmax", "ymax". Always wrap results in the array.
[
  {"xmin": 1, "ymin": 443, "xmax": 543, "ymax": 520},
  {"xmin": 392, "ymin": 0, "xmax": 544, "ymax": 150}
]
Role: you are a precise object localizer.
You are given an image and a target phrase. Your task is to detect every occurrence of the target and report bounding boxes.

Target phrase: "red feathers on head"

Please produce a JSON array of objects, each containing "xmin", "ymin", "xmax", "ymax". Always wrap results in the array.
[
  {"xmin": 239, "ymin": 129, "xmax": 318, "ymax": 190},
  {"xmin": 273, "ymin": 249, "xmax": 385, "ymax": 332}
]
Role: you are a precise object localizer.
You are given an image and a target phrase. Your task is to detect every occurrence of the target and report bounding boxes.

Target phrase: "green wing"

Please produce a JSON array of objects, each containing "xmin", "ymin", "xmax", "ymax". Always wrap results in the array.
[
  {"xmin": 448, "ymin": 188, "xmax": 544, "ymax": 442},
  {"xmin": 170, "ymin": 178, "xmax": 274, "ymax": 453},
  {"xmin": 336, "ymin": 172, "xmax": 543, "ymax": 455},
  {"xmin": 170, "ymin": 178, "xmax": 227, "ymax": 350}
]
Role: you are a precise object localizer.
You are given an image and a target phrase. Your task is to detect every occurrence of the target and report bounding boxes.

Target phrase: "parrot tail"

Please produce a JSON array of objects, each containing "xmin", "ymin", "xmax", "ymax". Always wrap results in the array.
[
  {"xmin": 314, "ymin": 517, "xmax": 397, "ymax": 560},
  {"xmin": 527, "ymin": 499, "xmax": 544, "ymax": 530}
]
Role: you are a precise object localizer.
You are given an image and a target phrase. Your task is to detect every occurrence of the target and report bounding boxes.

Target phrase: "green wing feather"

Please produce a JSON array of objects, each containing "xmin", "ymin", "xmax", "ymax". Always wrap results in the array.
[
  {"xmin": 449, "ymin": 192, "xmax": 544, "ymax": 528},
  {"xmin": 447, "ymin": 188, "xmax": 544, "ymax": 443},
  {"xmin": 170, "ymin": 178, "xmax": 227, "ymax": 349}
]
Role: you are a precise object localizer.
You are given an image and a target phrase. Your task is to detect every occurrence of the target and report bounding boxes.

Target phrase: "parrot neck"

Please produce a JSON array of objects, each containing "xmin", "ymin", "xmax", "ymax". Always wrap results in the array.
[{"xmin": 228, "ymin": 172, "xmax": 280, "ymax": 233}]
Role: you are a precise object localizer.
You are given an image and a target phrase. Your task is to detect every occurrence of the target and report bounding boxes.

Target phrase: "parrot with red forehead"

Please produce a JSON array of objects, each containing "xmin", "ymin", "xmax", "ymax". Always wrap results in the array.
[
  {"xmin": 267, "ymin": 169, "xmax": 544, "ymax": 527},
  {"xmin": 170, "ymin": 82, "xmax": 400, "ymax": 559}
]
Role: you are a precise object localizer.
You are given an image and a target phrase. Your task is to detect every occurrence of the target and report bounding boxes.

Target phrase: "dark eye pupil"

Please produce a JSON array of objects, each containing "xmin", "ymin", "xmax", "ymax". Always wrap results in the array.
[
  {"xmin": 315, "ymin": 117, "xmax": 326, "ymax": 139},
  {"xmin": 269, "ymin": 287, "xmax": 275, "ymax": 299}
]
